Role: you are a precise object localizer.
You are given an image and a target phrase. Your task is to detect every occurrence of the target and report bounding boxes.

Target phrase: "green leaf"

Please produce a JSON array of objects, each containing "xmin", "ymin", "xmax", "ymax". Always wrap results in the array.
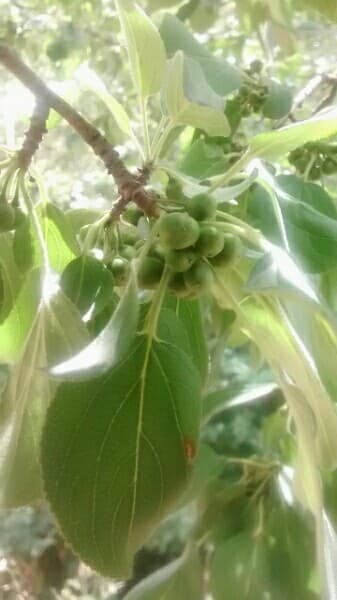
[
  {"xmin": 0, "ymin": 234, "xmax": 23, "ymax": 322},
  {"xmin": 76, "ymin": 64, "xmax": 135, "ymax": 139},
  {"xmin": 267, "ymin": 504, "xmax": 315, "ymax": 598},
  {"xmin": 262, "ymin": 79, "xmax": 292, "ymax": 120},
  {"xmin": 210, "ymin": 533, "xmax": 271, "ymax": 600},
  {"xmin": 179, "ymin": 139, "xmax": 226, "ymax": 179},
  {"xmin": 247, "ymin": 179, "xmax": 337, "ymax": 273},
  {"xmin": 249, "ymin": 107, "xmax": 337, "ymax": 161},
  {"xmin": 180, "ymin": 444, "xmax": 223, "ymax": 506},
  {"xmin": 277, "ymin": 175, "xmax": 337, "ymax": 218},
  {"xmin": 13, "ymin": 205, "xmax": 78, "ymax": 274},
  {"xmin": 60, "ymin": 255, "xmax": 114, "ymax": 316},
  {"xmin": 203, "ymin": 381, "xmax": 278, "ymax": 423},
  {"xmin": 50, "ymin": 267, "xmax": 138, "ymax": 379},
  {"xmin": 246, "ymin": 246, "xmax": 321, "ymax": 303},
  {"xmin": 0, "ymin": 292, "xmax": 88, "ymax": 508},
  {"xmin": 163, "ymin": 51, "xmax": 230, "ymax": 137},
  {"xmin": 42, "ymin": 336, "xmax": 201, "ymax": 578},
  {"xmin": 0, "ymin": 269, "xmax": 41, "ymax": 363},
  {"xmin": 115, "ymin": 0, "xmax": 166, "ymax": 97},
  {"xmin": 241, "ymin": 299, "xmax": 337, "ymax": 470},
  {"xmin": 124, "ymin": 547, "xmax": 203, "ymax": 599},
  {"xmin": 159, "ymin": 14, "xmax": 242, "ymax": 95},
  {"xmin": 163, "ymin": 295, "xmax": 208, "ymax": 382}
]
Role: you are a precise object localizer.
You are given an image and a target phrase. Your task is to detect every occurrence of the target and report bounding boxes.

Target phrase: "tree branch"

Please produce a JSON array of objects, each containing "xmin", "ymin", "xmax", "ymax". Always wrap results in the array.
[
  {"xmin": 16, "ymin": 99, "xmax": 49, "ymax": 170},
  {"xmin": 0, "ymin": 44, "xmax": 157, "ymax": 216}
]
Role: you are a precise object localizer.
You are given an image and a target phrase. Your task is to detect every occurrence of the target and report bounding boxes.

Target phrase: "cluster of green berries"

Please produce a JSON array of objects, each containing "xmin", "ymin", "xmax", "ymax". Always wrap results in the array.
[
  {"xmin": 288, "ymin": 142, "xmax": 337, "ymax": 180},
  {"xmin": 0, "ymin": 201, "xmax": 26, "ymax": 233},
  {"xmin": 236, "ymin": 82, "xmax": 268, "ymax": 117},
  {"xmin": 135, "ymin": 194, "xmax": 242, "ymax": 300}
]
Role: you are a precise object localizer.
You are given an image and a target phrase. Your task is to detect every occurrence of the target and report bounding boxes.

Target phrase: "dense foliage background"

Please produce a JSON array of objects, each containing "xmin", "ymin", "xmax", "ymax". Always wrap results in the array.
[{"xmin": 2, "ymin": 1, "xmax": 337, "ymax": 598}]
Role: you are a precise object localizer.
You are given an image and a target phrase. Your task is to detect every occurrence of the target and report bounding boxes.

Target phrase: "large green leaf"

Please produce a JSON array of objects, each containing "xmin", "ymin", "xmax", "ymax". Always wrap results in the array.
[
  {"xmin": 210, "ymin": 533, "xmax": 272, "ymax": 600},
  {"xmin": 124, "ymin": 548, "xmax": 203, "ymax": 599},
  {"xmin": 60, "ymin": 255, "xmax": 114, "ymax": 316},
  {"xmin": 51, "ymin": 267, "xmax": 138, "ymax": 379},
  {"xmin": 0, "ymin": 269, "xmax": 41, "ymax": 363},
  {"xmin": 42, "ymin": 336, "xmax": 201, "ymax": 577},
  {"xmin": 0, "ymin": 292, "xmax": 88, "ymax": 508},
  {"xmin": 162, "ymin": 51, "xmax": 230, "ymax": 137},
  {"xmin": 159, "ymin": 14, "xmax": 242, "ymax": 95},
  {"xmin": 249, "ymin": 107, "xmax": 337, "ymax": 161},
  {"xmin": 163, "ymin": 295, "xmax": 208, "ymax": 382},
  {"xmin": 0, "ymin": 234, "xmax": 23, "ymax": 322},
  {"xmin": 13, "ymin": 204, "xmax": 78, "ymax": 274},
  {"xmin": 247, "ymin": 178, "xmax": 337, "ymax": 273},
  {"xmin": 115, "ymin": 0, "xmax": 166, "ymax": 97}
]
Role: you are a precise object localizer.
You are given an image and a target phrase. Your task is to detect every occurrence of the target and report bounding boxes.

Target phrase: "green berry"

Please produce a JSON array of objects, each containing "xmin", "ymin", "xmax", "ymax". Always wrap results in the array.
[
  {"xmin": 168, "ymin": 272, "xmax": 191, "ymax": 298},
  {"xmin": 187, "ymin": 193, "xmax": 217, "ymax": 221},
  {"xmin": 195, "ymin": 226, "xmax": 224, "ymax": 257},
  {"xmin": 120, "ymin": 244, "xmax": 137, "ymax": 260},
  {"xmin": 0, "ymin": 204, "xmax": 15, "ymax": 232},
  {"xmin": 322, "ymin": 158, "xmax": 337, "ymax": 175},
  {"xmin": 158, "ymin": 212, "xmax": 200, "ymax": 250},
  {"xmin": 120, "ymin": 226, "xmax": 140, "ymax": 246},
  {"xmin": 184, "ymin": 260, "xmax": 214, "ymax": 293},
  {"xmin": 165, "ymin": 248, "xmax": 196, "ymax": 273},
  {"xmin": 124, "ymin": 203, "xmax": 143, "ymax": 225},
  {"xmin": 210, "ymin": 234, "xmax": 242, "ymax": 268},
  {"xmin": 13, "ymin": 208, "xmax": 27, "ymax": 229},
  {"xmin": 110, "ymin": 257, "xmax": 130, "ymax": 285},
  {"xmin": 148, "ymin": 244, "xmax": 166, "ymax": 261},
  {"xmin": 138, "ymin": 257, "xmax": 164, "ymax": 289}
]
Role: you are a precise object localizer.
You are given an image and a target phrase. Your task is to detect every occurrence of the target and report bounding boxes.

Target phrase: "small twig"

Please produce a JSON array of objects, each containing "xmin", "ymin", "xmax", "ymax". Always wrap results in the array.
[
  {"xmin": 16, "ymin": 100, "xmax": 49, "ymax": 170},
  {"xmin": 0, "ymin": 44, "xmax": 157, "ymax": 216}
]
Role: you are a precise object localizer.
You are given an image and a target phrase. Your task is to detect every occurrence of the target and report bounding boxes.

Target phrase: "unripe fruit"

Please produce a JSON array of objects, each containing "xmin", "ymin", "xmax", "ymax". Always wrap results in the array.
[
  {"xmin": 13, "ymin": 208, "xmax": 27, "ymax": 229},
  {"xmin": 187, "ymin": 193, "xmax": 217, "ymax": 221},
  {"xmin": 168, "ymin": 272, "xmax": 191, "ymax": 298},
  {"xmin": 165, "ymin": 248, "xmax": 196, "ymax": 273},
  {"xmin": 138, "ymin": 257, "xmax": 164, "ymax": 289},
  {"xmin": 120, "ymin": 226, "xmax": 140, "ymax": 246},
  {"xmin": 148, "ymin": 244, "xmax": 166, "ymax": 261},
  {"xmin": 184, "ymin": 260, "xmax": 214, "ymax": 293},
  {"xmin": 195, "ymin": 226, "xmax": 224, "ymax": 257},
  {"xmin": 110, "ymin": 257, "xmax": 130, "ymax": 285},
  {"xmin": 0, "ymin": 204, "xmax": 15, "ymax": 232},
  {"xmin": 158, "ymin": 212, "xmax": 200, "ymax": 250},
  {"xmin": 120, "ymin": 244, "xmax": 137, "ymax": 260},
  {"xmin": 210, "ymin": 234, "xmax": 242, "ymax": 268},
  {"xmin": 124, "ymin": 203, "xmax": 143, "ymax": 225},
  {"xmin": 322, "ymin": 159, "xmax": 337, "ymax": 175}
]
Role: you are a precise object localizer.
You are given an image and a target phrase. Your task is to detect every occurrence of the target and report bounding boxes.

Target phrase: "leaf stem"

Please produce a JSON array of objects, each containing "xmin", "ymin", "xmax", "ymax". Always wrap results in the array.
[
  {"xmin": 142, "ymin": 265, "xmax": 170, "ymax": 339},
  {"xmin": 19, "ymin": 172, "xmax": 51, "ymax": 275},
  {"xmin": 140, "ymin": 95, "xmax": 151, "ymax": 161},
  {"xmin": 151, "ymin": 119, "xmax": 175, "ymax": 162},
  {"xmin": 208, "ymin": 152, "xmax": 251, "ymax": 191}
]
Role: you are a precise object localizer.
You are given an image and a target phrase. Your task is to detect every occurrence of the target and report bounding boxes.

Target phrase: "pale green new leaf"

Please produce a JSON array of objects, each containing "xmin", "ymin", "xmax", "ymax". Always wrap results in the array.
[
  {"xmin": 76, "ymin": 64, "xmax": 135, "ymax": 139},
  {"xmin": 42, "ymin": 336, "xmax": 201, "ymax": 578},
  {"xmin": 249, "ymin": 107, "xmax": 337, "ymax": 161},
  {"xmin": 115, "ymin": 0, "xmax": 166, "ymax": 97},
  {"xmin": 0, "ymin": 269, "xmax": 41, "ymax": 363},
  {"xmin": 124, "ymin": 547, "xmax": 203, "ymax": 599},
  {"xmin": 0, "ymin": 292, "xmax": 88, "ymax": 508},
  {"xmin": 0, "ymin": 234, "xmax": 23, "ymax": 322},
  {"xmin": 163, "ymin": 51, "xmax": 230, "ymax": 137}
]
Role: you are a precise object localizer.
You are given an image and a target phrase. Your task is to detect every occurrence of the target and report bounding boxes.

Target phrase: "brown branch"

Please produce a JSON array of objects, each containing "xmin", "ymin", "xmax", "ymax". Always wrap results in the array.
[
  {"xmin": 16, "ymin": 100, "xmax": 49, "ymax": 170},
  {"xmin": 0, "ymin": 44, "xmax": 157, "ymax": 216}
]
